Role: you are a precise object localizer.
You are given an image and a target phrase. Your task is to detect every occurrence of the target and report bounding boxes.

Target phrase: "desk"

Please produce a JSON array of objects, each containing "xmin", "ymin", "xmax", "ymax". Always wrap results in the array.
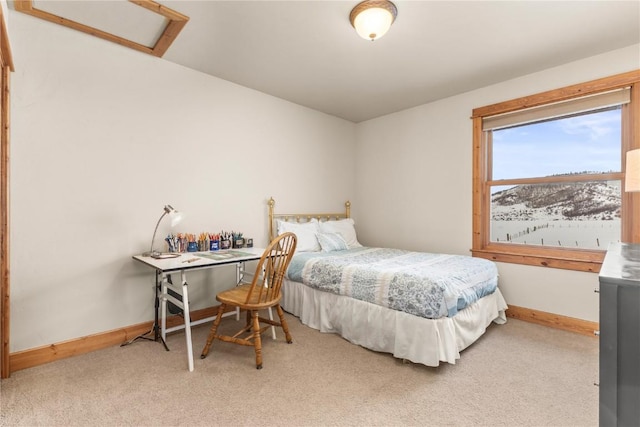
[{"xmin": 132, "ymin": 248, "xmax": 264, "ymax": 371}]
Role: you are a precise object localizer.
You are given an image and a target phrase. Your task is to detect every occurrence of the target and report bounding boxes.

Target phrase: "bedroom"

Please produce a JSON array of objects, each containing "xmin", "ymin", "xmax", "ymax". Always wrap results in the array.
[{"xmin": 1, "ymin": 0, "xmax": 639, "ymax": 388}]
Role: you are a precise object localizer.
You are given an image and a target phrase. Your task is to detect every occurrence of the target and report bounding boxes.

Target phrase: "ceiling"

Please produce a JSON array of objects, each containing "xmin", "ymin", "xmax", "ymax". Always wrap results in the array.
[{"xmin": 12, "ymin": 1, "xmax": 640, "ymax": 122}]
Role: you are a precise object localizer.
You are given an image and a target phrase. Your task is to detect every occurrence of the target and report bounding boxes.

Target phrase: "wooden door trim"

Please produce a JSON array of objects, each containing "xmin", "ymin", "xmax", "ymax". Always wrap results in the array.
[{"xmin": 1, "ymin": 4, "xmax": 14, "ymax": 379}]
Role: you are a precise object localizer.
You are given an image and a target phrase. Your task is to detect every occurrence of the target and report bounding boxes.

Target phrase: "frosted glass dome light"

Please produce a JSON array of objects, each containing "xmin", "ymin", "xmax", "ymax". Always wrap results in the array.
[{"xmin": 350, "ymin": 0, "xmax": 398, "ymax": 41}]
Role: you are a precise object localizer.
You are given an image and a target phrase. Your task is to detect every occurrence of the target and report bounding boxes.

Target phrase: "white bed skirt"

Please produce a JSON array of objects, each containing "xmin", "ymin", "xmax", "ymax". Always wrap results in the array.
[{"xmin": 281, "ymin": 279, "xmax": 508, "ymax": 367}]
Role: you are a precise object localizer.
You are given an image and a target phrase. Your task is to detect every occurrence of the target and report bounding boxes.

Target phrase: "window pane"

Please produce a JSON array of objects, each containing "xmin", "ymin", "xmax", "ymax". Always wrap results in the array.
[
  {"xmin": 492, "ymin": 107, "xmax": 621, "ymax": 181},
  {"xmin": 490, "ymin": 181, "xmax": 621, "ymax": 250}
]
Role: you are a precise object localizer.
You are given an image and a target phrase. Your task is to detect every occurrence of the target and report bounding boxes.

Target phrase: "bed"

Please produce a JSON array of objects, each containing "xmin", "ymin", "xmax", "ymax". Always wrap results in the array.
[{"xmin": 268, "ymin": 198, "xmax": 507, "ymax": 367}]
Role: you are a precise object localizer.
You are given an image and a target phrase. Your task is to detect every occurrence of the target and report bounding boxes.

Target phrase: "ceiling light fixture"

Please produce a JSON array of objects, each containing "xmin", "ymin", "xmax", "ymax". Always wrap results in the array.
[{"xmin": 349, "ymin": 0, "xmax": 397, "ymax": 41}]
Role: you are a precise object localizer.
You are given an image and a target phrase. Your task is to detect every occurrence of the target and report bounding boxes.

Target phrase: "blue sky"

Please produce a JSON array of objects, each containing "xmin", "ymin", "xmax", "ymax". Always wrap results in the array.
[{"xmin": 492, "ymin": 108, "xmax": 621, "ymax": 180}]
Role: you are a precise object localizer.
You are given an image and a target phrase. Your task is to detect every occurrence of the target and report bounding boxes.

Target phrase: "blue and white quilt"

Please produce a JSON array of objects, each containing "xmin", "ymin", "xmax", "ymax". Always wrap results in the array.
[{"xmin": 286, "ymin": 247, "xmax": 499, "ymax": 319}]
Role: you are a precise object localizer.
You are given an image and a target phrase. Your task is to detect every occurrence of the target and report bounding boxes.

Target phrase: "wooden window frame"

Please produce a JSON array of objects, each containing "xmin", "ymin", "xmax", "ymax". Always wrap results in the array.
[{"xmin": 471, "ymin": 70, "xmax": 640, "ymax": 273}]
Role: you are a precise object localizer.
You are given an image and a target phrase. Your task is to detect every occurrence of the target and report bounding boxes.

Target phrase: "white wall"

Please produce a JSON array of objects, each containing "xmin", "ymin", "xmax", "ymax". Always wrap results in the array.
[
  {"xmin": 8, "ymin": 7, "xmax": 639, "ymax": 354},
  {"xmin": 8, "ymin": 12, "xmax": 355, "ymax": 352},
  {"xmin": 354, "ymin": 44, "xmax": 640, "ymax": 323}
]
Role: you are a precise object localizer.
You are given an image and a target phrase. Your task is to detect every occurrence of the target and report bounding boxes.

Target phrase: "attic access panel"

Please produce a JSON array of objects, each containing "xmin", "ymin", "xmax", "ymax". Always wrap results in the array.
[{"xmin": 13, "ymin": 0, "xmax": 188, "ymax": 57}]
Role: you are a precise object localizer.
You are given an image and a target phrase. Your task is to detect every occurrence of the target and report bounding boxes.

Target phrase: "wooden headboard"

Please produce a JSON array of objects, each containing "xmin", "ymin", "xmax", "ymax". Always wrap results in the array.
[{"xmin": 268, "ymin": 197, "xmax": 351, "ymax": 241}]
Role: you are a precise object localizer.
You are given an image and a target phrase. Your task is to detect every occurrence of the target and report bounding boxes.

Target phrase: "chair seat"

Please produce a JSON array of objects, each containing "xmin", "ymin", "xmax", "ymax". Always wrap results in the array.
[{"xmin": 216, "ymin": 284, "xmax": 282, "ymax": 310}]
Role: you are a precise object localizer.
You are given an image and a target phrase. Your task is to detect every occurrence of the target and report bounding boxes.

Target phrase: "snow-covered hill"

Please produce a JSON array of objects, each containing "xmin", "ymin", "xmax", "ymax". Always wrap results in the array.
[{"xmin": 491, "ymin": 181, "xmax": 620, "ymax": 221}]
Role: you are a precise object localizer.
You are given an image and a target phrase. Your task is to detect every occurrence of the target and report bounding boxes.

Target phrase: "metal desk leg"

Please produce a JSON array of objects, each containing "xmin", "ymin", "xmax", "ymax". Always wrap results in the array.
[
  {"xmin": 160, "ymin": 273, "xmax": 168, "ymax": 345},
  {"xmin": 121, "ymin": 270, "xmax": 169, "ymax": 350},
  {"xmin": 235, "ymin": 262, "xmax": 241, "ymax": 321},
  {"xmin": 267, "ymin": 306, "xmax": 276, "ymax": 340},
  {"xmin": 181, "ymin": 270, "xmax": 194, "ymax": 372},
  {"xmin": 154, "ymin": 271, "xmax": 170, "ymax": 350}
]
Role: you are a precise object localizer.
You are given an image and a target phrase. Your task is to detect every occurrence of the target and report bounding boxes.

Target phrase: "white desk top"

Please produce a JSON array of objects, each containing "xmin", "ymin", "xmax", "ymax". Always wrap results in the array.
[{"xmin": 133, "ymin": 247, "xmax": 264, "ymax": 273}]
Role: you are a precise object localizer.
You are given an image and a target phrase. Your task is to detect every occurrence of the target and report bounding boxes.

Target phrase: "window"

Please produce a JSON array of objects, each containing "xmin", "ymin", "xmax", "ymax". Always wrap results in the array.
[{"xmin": 472, "ymin": 71, "xmax": 640, "ymax": 272}]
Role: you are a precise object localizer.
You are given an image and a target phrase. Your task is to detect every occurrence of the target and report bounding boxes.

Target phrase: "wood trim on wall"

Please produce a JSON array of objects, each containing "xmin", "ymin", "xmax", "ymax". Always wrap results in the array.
[
  {"xmin": 0, "ymin": 4, "xmax": 14, "ymax": 380},
  {"xmin": 472, "ymin": 70, "xmax": 640, "ymax": 118},
  {"xmin": 624, "ymin": 82, "xmax": 640, "ymax": 242},
  {"xmin": 9, "ymin": 305, "xmax": 233, "ymax": 373},
  {"xmin": 505, "ymin": 304, "xmax": 599, "ymax": 337},
  {"xmin": 13, "ymin": 0, "xmax": 189, "ymax": 58},
  {"xmin": 1, "ymin": 66, "xmax": 10, "ymax": 380},
  {"xmin": 10, "ymin": 303, "xmax": 598, "ymax": 373}
]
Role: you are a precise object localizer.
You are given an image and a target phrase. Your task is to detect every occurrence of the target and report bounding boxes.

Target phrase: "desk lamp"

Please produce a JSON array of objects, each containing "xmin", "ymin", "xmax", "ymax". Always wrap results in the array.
[{"xmin": 143, "ymin": 204, "xmax": 183, "ymax": 257}]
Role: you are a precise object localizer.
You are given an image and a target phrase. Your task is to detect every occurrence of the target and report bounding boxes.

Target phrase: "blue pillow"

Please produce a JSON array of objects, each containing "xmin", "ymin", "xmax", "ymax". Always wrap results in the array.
[{"xmin": 317, "ymin": 232, "xmax": 348, "ymax": 252}]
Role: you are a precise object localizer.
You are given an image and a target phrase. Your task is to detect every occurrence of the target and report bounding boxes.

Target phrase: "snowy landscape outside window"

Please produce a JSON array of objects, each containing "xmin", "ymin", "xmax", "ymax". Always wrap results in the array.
[
  {"xmin": 471, "ymin": 71, "xmax": 640, "ymax": 272},
  {"xmin": 490, "ymin": 107, "xmax": 621, "ymax": 250}
]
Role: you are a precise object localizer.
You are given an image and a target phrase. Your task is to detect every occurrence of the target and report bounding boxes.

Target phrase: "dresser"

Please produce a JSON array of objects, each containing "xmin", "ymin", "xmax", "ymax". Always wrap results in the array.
[{"xmin": 598, "ymin": 243, "xmax": 640, "ymax": 426}]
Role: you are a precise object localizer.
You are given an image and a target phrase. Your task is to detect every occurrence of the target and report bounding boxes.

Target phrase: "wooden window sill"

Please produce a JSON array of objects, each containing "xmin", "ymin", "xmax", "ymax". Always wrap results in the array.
[{"xmin": 472, "ymin": 247, "xmax": 604, "ymax": 273}]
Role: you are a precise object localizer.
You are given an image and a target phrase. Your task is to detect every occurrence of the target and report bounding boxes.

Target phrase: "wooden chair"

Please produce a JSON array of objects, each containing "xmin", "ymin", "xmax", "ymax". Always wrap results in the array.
[{"xmin": 200, "ymin": 232, "xmax": 297, "ymax": 369}]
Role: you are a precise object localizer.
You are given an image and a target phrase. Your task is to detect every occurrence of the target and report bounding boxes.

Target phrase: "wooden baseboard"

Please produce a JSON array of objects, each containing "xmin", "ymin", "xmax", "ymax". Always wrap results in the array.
[
  {"xmin": 8, "ymin": 305, "xmax": 231, "ymax": 374},
  {"xmin": 8, "ymin": 304, "xmax": 598, "ymax": 374},
  {"xmin": 506, "ymin": 305, "xmax": 599, "ymax": 337}
]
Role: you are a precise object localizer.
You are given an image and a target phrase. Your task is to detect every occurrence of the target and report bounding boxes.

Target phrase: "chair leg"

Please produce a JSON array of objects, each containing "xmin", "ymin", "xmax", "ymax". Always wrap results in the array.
[
  {"xmin": 276, "ymin": 304, "xmax": 293, "ymax": 343},
  {"xmin": 201, "ymin": 304, "xmax": 226, "ymax": 359},
  {"xmin": 251, "ymin": 310, "xmax": 263, "ymax": 369}
]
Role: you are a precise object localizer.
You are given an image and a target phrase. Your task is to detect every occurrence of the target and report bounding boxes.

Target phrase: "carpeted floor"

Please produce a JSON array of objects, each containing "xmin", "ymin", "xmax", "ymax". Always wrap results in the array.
[{"xmin": 0, "ymin": 314, "xmax": 598, "ymax": 426}]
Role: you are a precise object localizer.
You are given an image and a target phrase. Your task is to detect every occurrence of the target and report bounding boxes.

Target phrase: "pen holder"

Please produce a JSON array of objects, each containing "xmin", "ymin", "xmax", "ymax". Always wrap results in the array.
[
  {"xmin": 220, "ymin": 239, "xmax": 231, "ymax": 250},
  {"xmin": 233, "ymin": 238, "xmax": 244, "ymax": 249},
  {"xmin": 187, "ymin": 242, "xmax": 198, "ymax": 252},
  {"xmin": 210, "ymin": 240, "xmax": 219, "ymax": 251}
]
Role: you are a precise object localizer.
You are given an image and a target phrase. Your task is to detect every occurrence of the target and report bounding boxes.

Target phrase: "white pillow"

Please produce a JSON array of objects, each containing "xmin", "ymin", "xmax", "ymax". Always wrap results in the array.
[
  {"xmin": 317, "ymin": 232, "xmax": 349, "ymax": 252},
  {"xmin": 319, "ymin": 218, "xmax": 362, "ymax": 249},
  {"xmin": 277, "ymin": 219, "xmax": 320, "ymax": 252}
]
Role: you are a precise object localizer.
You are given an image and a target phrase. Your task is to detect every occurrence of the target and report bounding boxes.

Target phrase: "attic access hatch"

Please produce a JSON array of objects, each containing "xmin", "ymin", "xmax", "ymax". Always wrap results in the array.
[{"xmin": 13, "ymin": 0, "xmax": 189, "ymax": 57}]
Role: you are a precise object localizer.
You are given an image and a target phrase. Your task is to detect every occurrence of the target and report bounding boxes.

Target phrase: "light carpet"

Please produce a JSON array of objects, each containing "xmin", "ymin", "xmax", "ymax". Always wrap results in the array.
[{"xmin": 0, "ymin": 314, "xmax": 598, "ymax": 426}]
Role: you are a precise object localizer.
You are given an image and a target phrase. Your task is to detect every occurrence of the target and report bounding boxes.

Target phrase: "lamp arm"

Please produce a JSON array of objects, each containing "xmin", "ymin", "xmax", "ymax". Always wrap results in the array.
[{"xmin": 149, "ymin": 211, "xmax": 168, "ymax": 255}]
